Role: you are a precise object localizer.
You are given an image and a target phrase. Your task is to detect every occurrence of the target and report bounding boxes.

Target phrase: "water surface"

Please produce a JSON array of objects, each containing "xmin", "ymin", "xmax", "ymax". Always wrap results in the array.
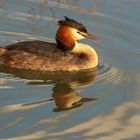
[{"xmin": 0, "ymin": 0, "xmax": 140, "ymax": 140}]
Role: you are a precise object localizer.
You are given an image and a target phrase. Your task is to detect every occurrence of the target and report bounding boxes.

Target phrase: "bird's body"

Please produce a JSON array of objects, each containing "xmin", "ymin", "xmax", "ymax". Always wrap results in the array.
[{"xmin": 0, "ymin": 17, "xmax": 99, "ymax": 71}]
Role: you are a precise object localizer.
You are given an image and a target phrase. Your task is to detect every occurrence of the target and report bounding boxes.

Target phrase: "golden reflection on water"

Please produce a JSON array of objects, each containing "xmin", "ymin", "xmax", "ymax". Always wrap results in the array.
[
  {"xmin": 2, "ymin": 101, "xmax": 140, "ymax": 140},
  {"xmin": 0, "ymin": 67, "xmax": 98, "ymax": 139},
  {"xmin": 0, "ymin": 66, "xmax": 97, "ymax": 112},
  {"xmin": 52, "ymin": 83, "xmax": 96, "ymax": 112},
  {"xmin": 0, "ymin": 75, "xmax": 22, "ymax": 89},
  {"xmin": 55, "ymin": 101, "xmax": 140, "ymax": 140}
]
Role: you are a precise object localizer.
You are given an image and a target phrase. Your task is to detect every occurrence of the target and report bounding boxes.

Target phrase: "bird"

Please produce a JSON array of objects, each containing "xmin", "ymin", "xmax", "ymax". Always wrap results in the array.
[{"xmin": 0, "ymin": 16, "xmax": 99, "ymax": 71}]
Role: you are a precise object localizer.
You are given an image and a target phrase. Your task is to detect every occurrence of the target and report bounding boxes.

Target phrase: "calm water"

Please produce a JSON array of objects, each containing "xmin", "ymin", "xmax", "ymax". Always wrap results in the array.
[{"xmin": 0, "ymin": 0, "xmax": 140, "ymax": 140}]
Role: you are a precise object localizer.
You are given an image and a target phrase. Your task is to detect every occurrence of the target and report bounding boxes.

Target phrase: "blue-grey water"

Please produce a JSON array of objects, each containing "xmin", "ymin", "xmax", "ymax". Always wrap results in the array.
[{"xmin": 0, "ymin": 0, "xmax": 140, "ymax": 140}]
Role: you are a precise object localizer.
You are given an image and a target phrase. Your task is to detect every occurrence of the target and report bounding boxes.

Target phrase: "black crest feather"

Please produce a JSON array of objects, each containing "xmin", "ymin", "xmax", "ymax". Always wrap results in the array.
[{"xmin": 58, "ymin": 16, "xmax": 87, "ymax": 33}]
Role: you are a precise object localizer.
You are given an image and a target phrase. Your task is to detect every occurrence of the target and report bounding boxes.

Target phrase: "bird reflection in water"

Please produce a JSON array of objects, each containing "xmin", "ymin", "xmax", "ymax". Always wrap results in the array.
[
  {"xmin": 0, "ymin": 66, "xmax": 98, "ymax": 111},
  {"xmin": 52, "ymin": 83, "xmax": 97, "ymax": 112}
]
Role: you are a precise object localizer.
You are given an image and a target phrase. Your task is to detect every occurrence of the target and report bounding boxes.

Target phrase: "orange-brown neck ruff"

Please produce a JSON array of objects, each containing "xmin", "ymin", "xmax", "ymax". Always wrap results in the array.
[{"xmin": 55, "ymin": 26, "xmax": 75, "ymax": 51}]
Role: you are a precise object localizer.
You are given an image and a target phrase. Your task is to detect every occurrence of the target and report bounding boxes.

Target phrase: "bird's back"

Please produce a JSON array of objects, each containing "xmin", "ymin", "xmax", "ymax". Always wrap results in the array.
[{"xmin": 0, "ymin": 41, "xmax": 88, "ymax": 71}]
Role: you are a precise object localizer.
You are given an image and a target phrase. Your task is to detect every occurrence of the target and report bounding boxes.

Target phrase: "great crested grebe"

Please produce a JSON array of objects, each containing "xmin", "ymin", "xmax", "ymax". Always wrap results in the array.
[{"xmin": 0, "ymin": 16, "xmax": 99, "ymax": 71}]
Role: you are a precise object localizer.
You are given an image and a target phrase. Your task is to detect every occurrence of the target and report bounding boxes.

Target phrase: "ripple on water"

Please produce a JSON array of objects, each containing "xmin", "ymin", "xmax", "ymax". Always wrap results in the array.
[{"xmin": 96, "ymin": 63, "xmax": 126, "ymax": 87}]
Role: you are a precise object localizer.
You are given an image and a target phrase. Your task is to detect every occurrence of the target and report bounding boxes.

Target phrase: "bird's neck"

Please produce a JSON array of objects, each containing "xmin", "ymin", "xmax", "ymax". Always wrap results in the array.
[
  {"xmin": 56, "ymin": 26, "xmax": 75, "ymax": 51},
  {"xmin": 72, "ymin": 42, "xmax": 98, "ymax": 68}
]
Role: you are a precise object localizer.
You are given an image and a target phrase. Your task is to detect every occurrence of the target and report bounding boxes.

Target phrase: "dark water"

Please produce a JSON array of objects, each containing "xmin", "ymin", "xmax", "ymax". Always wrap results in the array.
[{"xmin": 0, "ymin": 0, "xmax": 140, "ymax": 140}]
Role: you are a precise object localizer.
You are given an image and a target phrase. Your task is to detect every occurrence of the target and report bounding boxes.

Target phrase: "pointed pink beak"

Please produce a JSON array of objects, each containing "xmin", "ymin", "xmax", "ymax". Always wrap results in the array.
[{"xmin": 78, "ymin": 31, "xmax": 100, "ymax": 41}]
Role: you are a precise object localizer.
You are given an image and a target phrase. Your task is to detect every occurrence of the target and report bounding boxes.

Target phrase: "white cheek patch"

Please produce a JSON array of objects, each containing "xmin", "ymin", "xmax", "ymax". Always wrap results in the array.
[{"xmin": 71, "ymin": 28, "xmax": 85, "ymax": 40}]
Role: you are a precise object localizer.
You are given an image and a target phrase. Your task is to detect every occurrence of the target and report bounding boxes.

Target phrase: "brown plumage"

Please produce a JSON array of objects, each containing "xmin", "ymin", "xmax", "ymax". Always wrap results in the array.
[{"xmin": 0, "ymin": 41, "xmax": 91, "ymax": 71}]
